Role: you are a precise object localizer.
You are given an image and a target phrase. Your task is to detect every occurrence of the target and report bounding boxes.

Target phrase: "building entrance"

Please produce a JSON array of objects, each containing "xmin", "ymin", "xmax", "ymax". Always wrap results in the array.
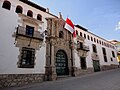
[
  {"xmin": 93, "ymin": 60, "xmax": 101, "ymax": 72},
  {"xmin": 56, "ymin": 50, "xmax": 69, "ymax": 75}
]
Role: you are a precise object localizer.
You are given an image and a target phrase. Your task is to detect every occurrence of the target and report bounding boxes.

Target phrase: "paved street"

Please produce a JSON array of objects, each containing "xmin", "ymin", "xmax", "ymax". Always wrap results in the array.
[{"xmin": 2, "ymin": 68, "xmax": 120, "ymax": 90}]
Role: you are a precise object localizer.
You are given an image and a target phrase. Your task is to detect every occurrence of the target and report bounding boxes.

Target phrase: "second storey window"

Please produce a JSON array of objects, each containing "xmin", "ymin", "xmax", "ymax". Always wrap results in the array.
[
  {"xmin": 92, "ymin": 44, "xmax": 97, "ymax": 53},
  {"xmin": 37, "ymin": 14, "xmax": 42, "ymax": 21},
  {"xmin": 102, "ymin": 47, "xmax": 107, "ymax": 62},
  {"xmin": 87, "ymin": 35, "xmax": 90, "ymax": 40},
  {"xmin": 59, "ymin": 31, "xmax": 64, "ymax": 38},
  {"xmin": 84, "ymin": 34, "xmax": 86, "ymax": 39},
  {"xmin": 80, "ymin": 32, "xmax": 82, "ymax": 37},
  {"xmin": 15, "ymin": 5, "xmax": 23, "ymax": 13},
  {"xmin": 80, "ymin": 42, "xmax": 83, "ymax": 48},
  {"xmin": 27, "ymin": 10, "xmax": 33, "ymax": 17},
  {"xmin": 2, "ymin": 1, "xmax": 11, "ymax": 10},
  {"xmin": 26, "ymin": 25, "xmax": 34, "ymax": 37},
  {"xmin": 112, "ymin": 51, "xmax": 115, "ymax": 58}
]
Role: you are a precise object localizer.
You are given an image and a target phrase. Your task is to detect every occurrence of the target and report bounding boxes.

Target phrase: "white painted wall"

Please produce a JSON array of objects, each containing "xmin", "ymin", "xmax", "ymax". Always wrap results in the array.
[
  {"xmin": 74, "ymin": 26, "xmax": 119, "ymax": 69},
  {"xmin": 0, "ymin": 0, "xmax": 55, "ymax": 74}
]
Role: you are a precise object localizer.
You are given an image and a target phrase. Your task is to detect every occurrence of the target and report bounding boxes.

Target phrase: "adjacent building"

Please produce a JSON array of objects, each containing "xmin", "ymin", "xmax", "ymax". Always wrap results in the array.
[
  {"xmin": 0, "ymin": 0, "xmax": 119, "ymax": 88},
  {"xmin": 110, "ymin": 40, "xmax": 120, "ymax": 64}
]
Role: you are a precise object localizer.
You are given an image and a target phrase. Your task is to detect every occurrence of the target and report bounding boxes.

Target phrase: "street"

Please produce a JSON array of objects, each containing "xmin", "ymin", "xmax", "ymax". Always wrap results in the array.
[{"xmin": 2, "ymin": 68, "xmax": 120, "ymax": 90}]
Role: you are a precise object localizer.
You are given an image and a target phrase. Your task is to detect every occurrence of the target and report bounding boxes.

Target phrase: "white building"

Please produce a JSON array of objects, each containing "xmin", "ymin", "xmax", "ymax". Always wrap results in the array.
[
  {"xmin": 0, "ymin": 0, "xmax": 119, "ymax": 88},
  {"xmin": 74, "ymin": 25, "xmax": 119, "ymax": 75}
]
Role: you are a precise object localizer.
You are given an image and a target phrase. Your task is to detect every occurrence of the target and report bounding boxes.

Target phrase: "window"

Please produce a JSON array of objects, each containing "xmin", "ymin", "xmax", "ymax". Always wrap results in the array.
[
  {"xmin": 102, "ymin": 41, "xmax": 104, "ymax": 45},
  {"xmin": 104, "ymin": 55, "xmax": 108, "ymax": 62},
  {"xmin": 80, "ymin": 32, "xmax": 82, "ymax": 37},
  {"xmin": 97, "ymin": 39, "xmax": 99, "ymax": 43},
  {"xmin": 91, "ymin": 37, "xmax": 93, "ymax": 41},
  {"xmin": 112, "ymin": 51, "xmax": 115, "ymax": 58},
  {"xmin": 84, "ymin": 34, "xmax": 86, "ymax": 39},
  {"xmin": 26, "ymin": 25, "xmax": 34, "ymax": 37},
  {"xmin": 111, "ymin": 58, "xmax": 113, "ymax": 61},
  {"xmin": 27, "ymin": 10, "xmax": 33, "ymax": 17},
  {"xmin": 80, "ymin": 42, "xmax": 83, "ymax": 48},
  {"xmin": 37, "ymin": 14, "xmax": 42, "ymax": 21},
  {"xmin": 80, "ymin": 57, "xmax": 87, "ymax": 69},
  {"xmin": 102, "ymin": 47, "xmax": 107, "ymax": 62},
  {"xmin": 2, "ymin": 1, "xmax": 11, "ymax": 10},
  {"xmin": 87, "ymin": 35, "xmax": 90, "ymax": 40},
  {"xmin": 94, "ymin": 38, "xmax": 96, "ymax": 42},
  {"xmin": 59, "ymin": 31, "xmax": 64, "ymax": 38},
  {"xmin": 76, "ymin": 30, "xmax": 78, "ymax": 35},
  {"xmin": 104, "ymin": 42, "xmax": 106, "ymax": 46},
  {"xmin": 102, "ymin": 47, "xmax": 106, "ymax": 55},
  {"xmin": 99, "ymin": 40, "xmax": 101, "ymax": 44},
  {"xmin": 19, "ymin": 47, "xmax": 35, "ymax": 68},
  {"xmin": 15, "ymin": 5, "xmax": 23, "ymax": 13},
  {"xmin": 92, "ymin": 44, "xmax": 97, "ymax": 53}
]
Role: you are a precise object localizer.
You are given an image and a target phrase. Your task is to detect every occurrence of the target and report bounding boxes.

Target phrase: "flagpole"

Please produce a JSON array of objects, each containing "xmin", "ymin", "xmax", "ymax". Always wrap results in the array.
[
  {"xmin": 64, "ymin": 17, "xmax": 75, "ymax": 76},
  {"xmin": 70, "ymin": 33, "xmax": 75, "ymax": 76}
]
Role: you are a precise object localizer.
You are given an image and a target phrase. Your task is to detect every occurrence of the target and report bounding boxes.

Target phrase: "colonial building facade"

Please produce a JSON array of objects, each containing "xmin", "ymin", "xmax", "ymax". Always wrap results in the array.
[{"xmin": 0, "ymin": 0, "xmax": 119, "ymax": 88}]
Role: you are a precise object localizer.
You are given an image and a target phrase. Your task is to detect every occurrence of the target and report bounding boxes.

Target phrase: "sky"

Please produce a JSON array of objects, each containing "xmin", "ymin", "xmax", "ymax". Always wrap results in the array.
[{"xmin": 31, "ymin": 0, "xmax": 120, "ymax": 41}]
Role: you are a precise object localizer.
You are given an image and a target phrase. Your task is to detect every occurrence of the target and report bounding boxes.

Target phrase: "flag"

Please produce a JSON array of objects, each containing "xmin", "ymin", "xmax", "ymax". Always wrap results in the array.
[{"xmin": 64, "ymin": 18, "xmax": 75, "ymax": 33}]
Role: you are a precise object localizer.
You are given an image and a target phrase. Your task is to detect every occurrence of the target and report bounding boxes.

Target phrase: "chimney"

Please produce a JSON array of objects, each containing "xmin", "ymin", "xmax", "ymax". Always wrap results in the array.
[
  {"xmin": 58, "ymin": 12, "xmax": 62, "ymax": 19},
  {"xmin": 46, "ymin": 8, "xmax": 49, "ymax": 13}
]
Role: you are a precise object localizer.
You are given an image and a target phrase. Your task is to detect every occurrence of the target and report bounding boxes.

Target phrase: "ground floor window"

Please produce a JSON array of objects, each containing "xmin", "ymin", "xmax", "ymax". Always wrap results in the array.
[
  {"xmin": 80, "ymin": 57, "xmax": 87, "ymax": 69},
  {"xmin": 18, "ymin": 47, "xmax": 35, "ymax": 68}
]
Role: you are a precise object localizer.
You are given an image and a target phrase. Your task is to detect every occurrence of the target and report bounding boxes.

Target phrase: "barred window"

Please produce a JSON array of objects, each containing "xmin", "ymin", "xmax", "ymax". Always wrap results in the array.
[{"xmin": 18, "ymin": 47, "xmax": 35, "ymax": 68}]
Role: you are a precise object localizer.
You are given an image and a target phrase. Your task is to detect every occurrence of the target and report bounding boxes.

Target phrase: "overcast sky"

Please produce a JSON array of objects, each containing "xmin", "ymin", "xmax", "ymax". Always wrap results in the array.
[{"xmin": 31, "ymin": 0, "xmax": 120, "ymax": 41}]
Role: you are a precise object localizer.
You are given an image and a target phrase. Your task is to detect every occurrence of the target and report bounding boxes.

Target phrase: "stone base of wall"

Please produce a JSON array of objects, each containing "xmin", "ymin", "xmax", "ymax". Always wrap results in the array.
[
  {"xmin": 44, "ymin": 66, "xmax": 57, "ymax": 81},
  {"xmin": 74, "ymin": 67, "xmax": 94, "ymax": 76},
  {"xmin": 101, "ymin": 64, "xmax": 119, "ymax": 71},
  {"xmin": 0, "ymin": 74, "xmax": 44, "ymax": 88}
]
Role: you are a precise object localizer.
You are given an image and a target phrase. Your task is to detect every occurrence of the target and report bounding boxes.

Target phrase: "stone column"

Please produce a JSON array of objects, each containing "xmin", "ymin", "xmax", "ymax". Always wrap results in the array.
[
  {"xmin": 45, "ymin": 40, "xmax": 57, "ymax": 81},
  {"xmin": 50, "ymin": 40, "xmax": 57, "ymax": 80}
]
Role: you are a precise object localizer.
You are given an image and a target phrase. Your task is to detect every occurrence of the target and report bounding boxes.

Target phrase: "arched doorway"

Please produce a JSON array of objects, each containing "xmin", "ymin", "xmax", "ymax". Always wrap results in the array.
[{"xmin": 56, "ymin": 50, "xmax": 69, "ymax": 75}]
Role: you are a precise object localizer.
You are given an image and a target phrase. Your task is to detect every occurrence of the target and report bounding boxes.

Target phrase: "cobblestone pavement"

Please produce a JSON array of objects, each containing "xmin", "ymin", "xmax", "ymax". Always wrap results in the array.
[{"xmin": 1, "ymin": 68, "xmax": 120, "ymax": 90}]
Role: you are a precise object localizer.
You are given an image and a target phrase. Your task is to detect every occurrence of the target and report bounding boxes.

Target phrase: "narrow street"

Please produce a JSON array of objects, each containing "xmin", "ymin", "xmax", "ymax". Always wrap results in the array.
[{"xmin": 2, "ymin": 68, "xmax": 120, "ymax": 90}]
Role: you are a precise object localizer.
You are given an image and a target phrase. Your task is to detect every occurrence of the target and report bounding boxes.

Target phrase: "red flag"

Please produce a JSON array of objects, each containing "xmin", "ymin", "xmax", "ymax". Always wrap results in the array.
[{"xmin": 64, "ymin": 18, "xmax": 75, "ymax": 33}]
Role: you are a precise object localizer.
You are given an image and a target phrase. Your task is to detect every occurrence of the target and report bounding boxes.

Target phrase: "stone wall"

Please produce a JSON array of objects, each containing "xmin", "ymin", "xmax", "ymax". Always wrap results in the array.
[
  {"xmin": 101, "ymin": 64, "xmax": 119, "ymax": 71},
  {"xmin": 0, "ymin": 74, "xmax": 44, "ymax": 88},
  {"xmin": 74, "ymin": 67, "xmax": 94, "ymax": 76}
]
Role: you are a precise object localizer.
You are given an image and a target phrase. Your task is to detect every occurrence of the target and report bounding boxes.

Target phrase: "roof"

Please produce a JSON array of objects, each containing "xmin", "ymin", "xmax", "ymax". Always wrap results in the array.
[
  {"xmin": 19, "ymin": 0, "xmax": 46, "ymax": 12},
  {"xmin": 75, "ymin": 25, "xmax": 88, "ymax": 31},
  {"xmin": 75, "ymin": 24, "xmax": 115, "ymax": 46},
  {"xmin": 19, "ymin": 0, "xmax": 58, "ymax": 18}
]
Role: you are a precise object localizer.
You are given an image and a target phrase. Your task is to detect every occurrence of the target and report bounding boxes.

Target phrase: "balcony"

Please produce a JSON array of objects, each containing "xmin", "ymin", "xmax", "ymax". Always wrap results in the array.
[
  {"xmin": 77, "ymin": 45, "xmax": 90, "ymax": 51},
  {"xmin": 91, "ymin": 52, "xmax": 99, "ymax": 60},
  {"xmin": 16, "ymin": 26, "xmax": 44, "ymax": 40},
  {"xmin": 77, "ymin": 35, "xmax": 85, "ymax": 42}
]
